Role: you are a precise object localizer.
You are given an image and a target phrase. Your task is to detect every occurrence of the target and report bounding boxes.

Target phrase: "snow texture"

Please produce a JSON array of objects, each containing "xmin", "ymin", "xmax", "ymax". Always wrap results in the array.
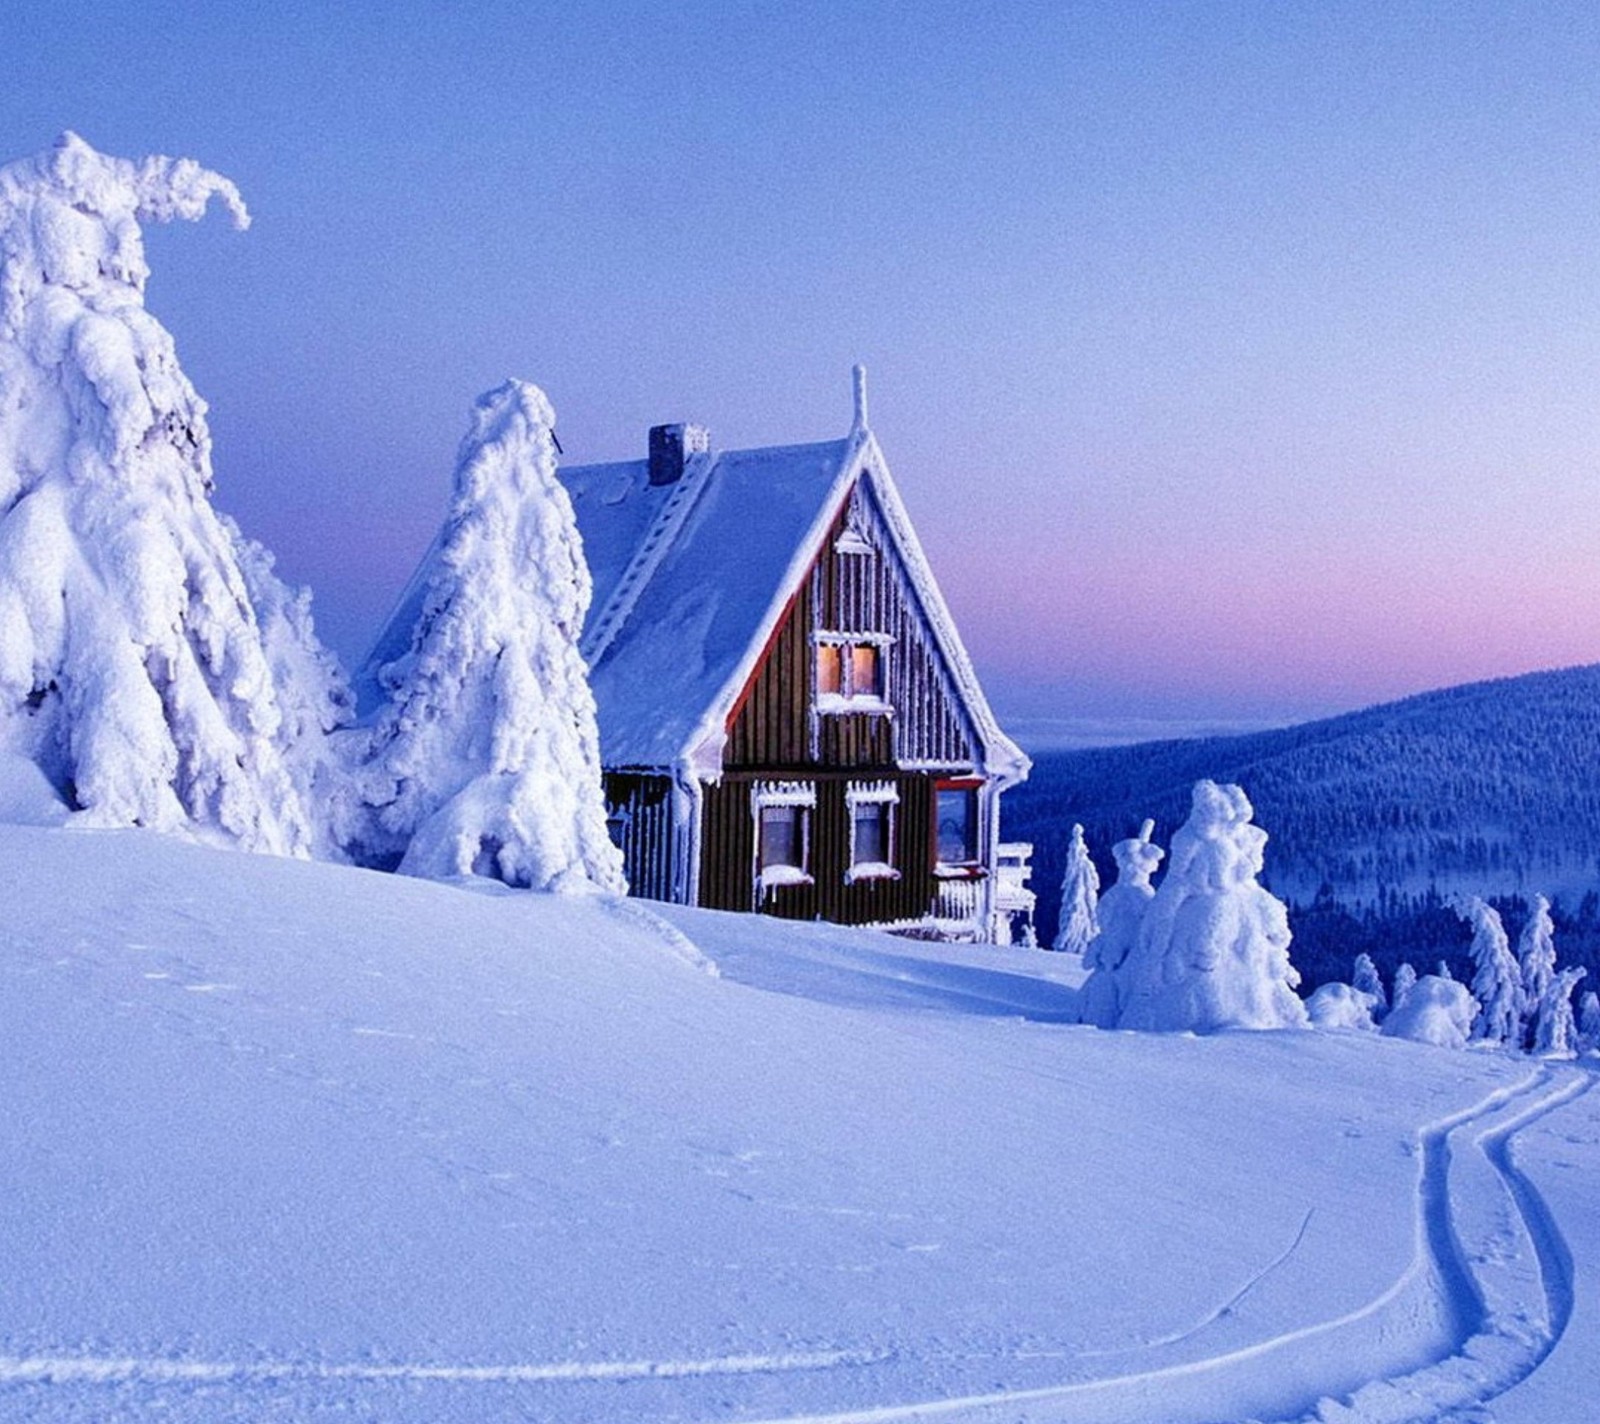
[
  {"xmin": 1532, "ymin": 966, "xmax": 1587, "ymax": 1058},
  {"xmin": 1517, "ymin": 893, "xmax": 1557, "ymax": 1038},
  {"xmin": 0, "ymin": 133, "xmax": 341, "ymax": 855},
  {"xmin": 1381, "ymin": 975, "xmax": 1481, "ymax": 1050},
  {"xmin": 1074, "ymin": 817, "xmax": 1162, "ymax": 1028},
  {"xmin": 1580, "ymin": 991, "xmax": 1600, "ymax": 1054},
  {"xmin": 1351, "ymin": 952, "xmax": 1387, "ymax": 1016},
  {"xmin": 1052, "ymin": 821, "xmax": 1100, "ymax": 954},
  {"xmin": 1306, "ymin": 981, "xmax": 1377, "ymax": 1032},
  {"xmin": 1454, "ymin": 894, "xmax": 1526, "ymax": 1046},
  {"xmin": 1117, "ymin": 782, "xmax": 1309, "ymax": 1033},
  {"xmin": 1393, "ymin": 961, "xmax": 1420, "ymax": 1010},
  {"xmin": 359, "ymin": 380, "xmax": 624, "ymax": 893}
]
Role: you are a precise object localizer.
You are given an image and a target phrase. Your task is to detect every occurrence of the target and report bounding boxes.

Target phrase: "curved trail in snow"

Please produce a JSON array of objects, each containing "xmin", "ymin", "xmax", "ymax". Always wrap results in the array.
[{"xmin": 0, "ymin": 1068, "xmax": 1588, "ymax": 1424}]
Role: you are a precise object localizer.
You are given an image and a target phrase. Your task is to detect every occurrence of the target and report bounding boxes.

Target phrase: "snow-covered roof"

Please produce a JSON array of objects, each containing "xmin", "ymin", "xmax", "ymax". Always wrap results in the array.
[{"xmin": 559, "ymin": 420, "xmax": 1028, "ymax": 786}]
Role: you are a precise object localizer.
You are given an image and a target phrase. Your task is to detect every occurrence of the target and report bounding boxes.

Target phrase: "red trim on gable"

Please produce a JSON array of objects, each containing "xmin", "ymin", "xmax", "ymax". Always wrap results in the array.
[{"xmin": 723, "ymin": 478, "xmax": 858, "ymax": 735}]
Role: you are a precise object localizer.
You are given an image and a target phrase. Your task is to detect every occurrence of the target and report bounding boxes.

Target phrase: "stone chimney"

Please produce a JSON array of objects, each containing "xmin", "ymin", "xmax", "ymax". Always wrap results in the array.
[{"xmin": 647, "ymin": 423, "xmax": 711, "ymax": 486}]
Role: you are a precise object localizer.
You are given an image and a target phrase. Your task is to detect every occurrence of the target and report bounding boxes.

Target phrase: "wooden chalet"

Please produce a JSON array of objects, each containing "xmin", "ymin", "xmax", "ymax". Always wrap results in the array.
[{"xmin": 562, "ymin": 370, "xmax": 1032, "ymax": 941}]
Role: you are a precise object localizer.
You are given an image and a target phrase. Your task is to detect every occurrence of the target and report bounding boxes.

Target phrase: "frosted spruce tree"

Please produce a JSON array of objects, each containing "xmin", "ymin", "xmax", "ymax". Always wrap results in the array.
[
  {"xmin": 1580, "ymin": 991, "xmax": 1600, "ymax": 1054},
  {"xmin": 1052, "ymin": 823, "xmax": 1100, "ymax": 954},
  {"xmin": 1452, "ymin": 895, "xmax": 1525, "ymax": 1046},
  {"xmin": 1076, "ymin": 819, "xmax": 1163, "ymax": 1028},
  {"xmin": 1117, "ymin": 782, "xmax": 1308, "ymax": 1033},
  {"xmin": 1517, "ymin": 894, "xmax": 1557, "ymax": 1038},
  {"xmin": 1351, "ymin": 953, "xmax": 1387, "ymax": 1018},
  {"xmin": 1392, "ymin": 961, "xmax": 1419, "ymax": 1010},
  {"xmin": 360, "ymin": 380, "xmax": 625, "ymax": 893},
  {"xmin": 0, "ymin": 133, "xmax": 343, "ymax": 854},
  {"xmin": 1532, "ymin": 966, "xmax": 1587, "ymax": 1058}
]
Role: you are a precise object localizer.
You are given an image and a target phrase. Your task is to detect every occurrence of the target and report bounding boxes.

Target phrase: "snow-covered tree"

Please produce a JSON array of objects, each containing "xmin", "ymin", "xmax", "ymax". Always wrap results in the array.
[
  {"xmin": 0, "ymin": 133, "xmax": 343, "ymax": 854},
  {"xmin": 1052, "ymin": 823, "xmax": 1100, "ymax": 954},
  {"xmin": 1117, "ymin": 782, "xmax": 1308, "ymax": 1033},
  {"xmin": 1392, "ymin": 961, "xmax": 1419, "ymax": 1009},
  {"xmin": 1532, "ymin": 966, "xmax": 1586, "ymax": 1058},
  {"xmin": 1076, "ymin": 819, "xmax": 1162, "ymax": 1028},
  {"xmin": 359, "ymin": 379, "xmax": 625, "ymax": 893},
  {"xmin": 1451, "ymin": 895, "xmax": 1525, "ymax": 1046},
  {"xmin": 1437, "ymin": 959, "xmax": 1455, "ymax": 982},
  {"xmin": 1516, "ymin": 894, "xmax": 1557, "ymax": 1031},
  {"xmin": 1351, "ymin": 953, "xmax": 1387, "ymax": 1018},
  {"xmin": 1381, "ymin": 976, "xmax": 1480, "ymax": 1050},
  {"xmin": 1580, "ymin": 991, "xmax": 1600, "ymax": 1055},
  {"xmin": 1306, "ymin": 981, "xmax": 1376, "ymax": 1032}
]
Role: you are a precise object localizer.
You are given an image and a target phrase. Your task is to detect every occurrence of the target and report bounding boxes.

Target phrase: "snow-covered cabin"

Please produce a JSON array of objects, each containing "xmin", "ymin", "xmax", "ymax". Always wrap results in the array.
[{"xmin": 562, "ymin": 371, "xmax": 1030, "ymax": 940}]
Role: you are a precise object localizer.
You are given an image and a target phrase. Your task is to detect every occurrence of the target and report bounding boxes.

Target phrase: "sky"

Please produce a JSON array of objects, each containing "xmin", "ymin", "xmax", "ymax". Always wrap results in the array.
[{"xmin": 4, "ymin": 0, "xmax": 1600, "ymax": 739}]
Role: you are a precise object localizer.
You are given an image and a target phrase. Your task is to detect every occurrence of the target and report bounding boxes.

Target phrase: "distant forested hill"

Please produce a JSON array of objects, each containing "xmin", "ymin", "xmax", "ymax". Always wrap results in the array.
[{"xmin": 1007, "ymin": 664, "xmax": 1600, "ymax": 989}]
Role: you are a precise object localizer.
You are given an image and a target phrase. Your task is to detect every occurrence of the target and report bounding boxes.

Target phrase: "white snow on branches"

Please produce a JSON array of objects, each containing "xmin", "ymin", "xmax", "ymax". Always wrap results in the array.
[
  {"xmin": 0, "ymin": 133, "xmax": 342, "ymax": 854},
  {"xmin": 359, "ymin": 380, "xmax": 625, "ymax": 894}
]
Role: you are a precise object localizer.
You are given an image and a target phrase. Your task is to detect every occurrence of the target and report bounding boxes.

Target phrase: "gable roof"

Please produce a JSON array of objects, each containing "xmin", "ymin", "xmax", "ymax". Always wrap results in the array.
[{"xmin": 561, "ymin": 423, "xmax": 1028, "ymax": 789}]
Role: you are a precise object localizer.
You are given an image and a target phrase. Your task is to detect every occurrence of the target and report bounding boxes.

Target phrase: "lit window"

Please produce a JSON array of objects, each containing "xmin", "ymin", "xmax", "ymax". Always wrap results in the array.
[
  {"xmin": 845, "ymin": 781, "xmax": 900, "ymax": 884},
  {"xmin": 753, "ymin": 781, "xmax": 816, "ymax": 889},
  {"xmin": 815, "ymin": 635, "xmax": 890, "ymax": 709},
  {"xmin": 850, "ymin": 643, "xmax": 881, "ymax": 698},
  {"xmin": 936, "ymin": 786, "xmax": 979, "ymax": 866},
  {"xmin": 816, "ymin": 643, "xmax": 843, "ymax": 697}
]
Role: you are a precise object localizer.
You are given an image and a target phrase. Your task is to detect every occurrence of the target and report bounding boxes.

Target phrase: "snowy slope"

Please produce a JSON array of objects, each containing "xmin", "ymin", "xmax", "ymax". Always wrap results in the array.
[
  {"xmin": 1010, "ymin": 664, "xmax": 1600, "ymax": 974},
  {"xmin": 2, "ymin": 824, "xmax": 1596, "ymax": 1422}
]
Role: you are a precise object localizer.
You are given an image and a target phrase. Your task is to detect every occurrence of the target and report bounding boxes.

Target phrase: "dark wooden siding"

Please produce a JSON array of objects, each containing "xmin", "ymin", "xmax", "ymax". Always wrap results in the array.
[
  {"xmin": 699, "ymin": 772, "xmax": 938, "ymax": 923},
  {"xmin": 723, "ymin": 480, "xmax": 975, "ymax": 774},
  {"xmin": 605, "ymin": 773, "xmax": 676, "ymax": 902}
]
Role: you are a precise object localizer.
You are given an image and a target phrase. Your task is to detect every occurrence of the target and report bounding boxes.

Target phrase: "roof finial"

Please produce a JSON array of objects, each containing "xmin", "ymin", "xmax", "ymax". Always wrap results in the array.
[{"xmin": 851, "ymin": 363, "xmax": 869, "ymax": 435}]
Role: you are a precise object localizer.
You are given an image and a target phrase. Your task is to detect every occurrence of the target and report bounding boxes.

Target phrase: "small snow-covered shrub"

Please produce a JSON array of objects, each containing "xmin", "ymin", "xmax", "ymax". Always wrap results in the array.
[
  {"xmin": 1307, "ymin": 982, "xmax": 1377, "ymax": 1032},
  {"xmin": 1381, "ymin": 976, "xmax": 1480, "ymax": 1050},
  {"xmin": 1075, "ymin": 819, "xmax": 1161, "ymax": 1029}
]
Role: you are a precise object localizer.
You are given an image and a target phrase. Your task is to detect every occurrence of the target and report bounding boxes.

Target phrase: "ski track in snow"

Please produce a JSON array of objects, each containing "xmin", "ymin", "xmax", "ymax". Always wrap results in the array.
[{"xmin": 0, "ymin": 1066, "xmax": 1588, "ymax": 1424}]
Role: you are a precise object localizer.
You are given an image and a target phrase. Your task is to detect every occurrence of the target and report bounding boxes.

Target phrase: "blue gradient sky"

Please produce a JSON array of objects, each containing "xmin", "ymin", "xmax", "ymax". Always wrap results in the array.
[{"xmin": 6, "ymin": 1, "xmax": 1600, "ymax": 733}]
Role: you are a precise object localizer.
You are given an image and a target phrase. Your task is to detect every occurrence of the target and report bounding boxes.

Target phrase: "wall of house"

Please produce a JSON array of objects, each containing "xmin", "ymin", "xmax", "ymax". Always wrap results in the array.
[
  {"xmin": 699, "ymin": 771, "xmax": 938, "ymax": 922},
  {"xmin": 603, "ymin": 772, "xmax": 677, "ymax": 902},
  {"xmin": 700, "ymin": 476, "xmax": 986, "ymax": 924},
  {"xmin": 723, "ymin": 480, "xmax": 977, "ymax": 774}
]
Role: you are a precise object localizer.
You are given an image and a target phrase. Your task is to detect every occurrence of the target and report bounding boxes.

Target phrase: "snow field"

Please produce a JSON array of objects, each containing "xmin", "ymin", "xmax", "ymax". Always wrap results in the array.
[{"xmin": 3, "ymin": 824, "xmax": 1594, "ymax": 1422}]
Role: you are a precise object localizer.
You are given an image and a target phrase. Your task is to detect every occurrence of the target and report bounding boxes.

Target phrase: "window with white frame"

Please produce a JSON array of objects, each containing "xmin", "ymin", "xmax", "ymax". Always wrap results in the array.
[
  {"xmin": 753, "ymin": 780, "xmax": 816, "ymax": 889},
  {"xmin": 814, "ymin": 633, "xmax": 891, "ymax": 712},
  {"xmin": 845, "ymin": 781, "xmax": 900, "ymax": 884},
  {"xmin": 935, "ymin": 783, "xmax": 981, "ymax": 868}
]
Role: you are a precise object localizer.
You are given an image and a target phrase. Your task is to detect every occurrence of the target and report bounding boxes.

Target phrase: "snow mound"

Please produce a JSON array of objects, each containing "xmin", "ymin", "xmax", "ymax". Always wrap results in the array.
[
  {"xmin": 1307, "ymin": 982, "xmax": 1378, "ymax": 1032},
  {"xmin": 1381, "ymin": 975, "xmax": 1480, "ymax": 1049},
  {"xmin": 1118, "ymin": 781, "xmax": 1308, "ymax": 1033},
  {"xmin": 0, "ymin": 133, "xmax": 344, "ymax": 855}
]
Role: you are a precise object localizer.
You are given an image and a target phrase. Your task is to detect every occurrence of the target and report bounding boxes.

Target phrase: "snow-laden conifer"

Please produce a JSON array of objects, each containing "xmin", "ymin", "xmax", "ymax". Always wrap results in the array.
[
  {"xmin": 1117, "ymin": 782, "xmax": 1307, "ymax": 1033},
  {"xmin": 360, "ymin": 380, "xmax": 625, "ymax": 893},
  {"xmin": 1451, "ymin": 895, "xmax": 1524, "ymax": 1046},
  {"xmin": 1052, "ymin": 823, "xmax": 1100, "ymax": 954},
  {"xmin": 1517, "ymin": 894, "xmax": 1557, "ymax": 1028},
  {"xmin": 0, "ymin": 133, "xmax": 340, "ymax": 854},
  {"xmin": 1580, "ymin": 990, "xmax": 1600, "ymax": 1055},
  {"xmin": 1351, "ymin": 953, "xmax": 1387, "ymax": 1018},
  {"xmin": 1532, "ymin": 966, "xmax": 1586, "ymax": 1058},
  {"xmin": 1076, "ymin": 819, "xmax": 1162, "ymax": 1028},
  {"xmin": 1392, "ymin": 961, "xmax": 1419, "ymax": 1009}
]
